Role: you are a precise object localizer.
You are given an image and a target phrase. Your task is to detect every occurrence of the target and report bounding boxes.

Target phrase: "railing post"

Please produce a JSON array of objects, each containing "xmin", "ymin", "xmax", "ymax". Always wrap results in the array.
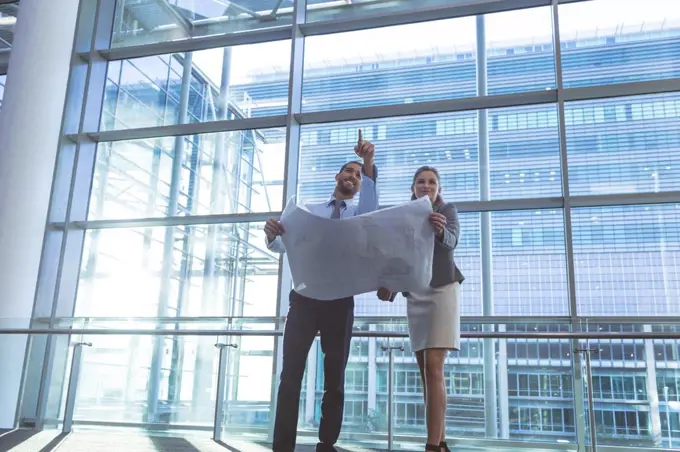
[
  {"xmin": 382, "ymin": 344, "xmax": 404, "ymax": 451},
  {"xmin": 62, "ymin": 341, "xmax": 92, "ymax": 433},
  {"xmin": 664, "ymin": 386, "xmax": 673, "ymax": 448},
  {"xmin": 575, "ymin": 347, "xmax": 599, "ymax": 452},
  {"xmin": 213, "ymin": 342, "xmax": 238, "ymax": 442}
]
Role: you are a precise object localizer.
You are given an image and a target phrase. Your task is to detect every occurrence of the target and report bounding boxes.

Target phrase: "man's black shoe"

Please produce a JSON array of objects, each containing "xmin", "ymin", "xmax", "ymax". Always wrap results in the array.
[{"xmin": 316, "ymin": 442, "xmax": 338, "ymax": 452}]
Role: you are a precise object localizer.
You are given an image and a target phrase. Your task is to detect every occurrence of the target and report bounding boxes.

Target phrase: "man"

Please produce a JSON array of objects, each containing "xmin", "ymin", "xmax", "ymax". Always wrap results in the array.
[{"xmin": 265, "ymin": 130, "xmax": 378, "ymax": 452}]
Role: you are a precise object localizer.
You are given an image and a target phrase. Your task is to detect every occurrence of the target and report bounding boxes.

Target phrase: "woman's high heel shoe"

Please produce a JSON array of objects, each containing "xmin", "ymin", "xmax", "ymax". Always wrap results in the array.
[
  {"xmin": 440, "ymin": 441, "xmax": 451, "ymax": 452},
  {"xmin": 425, "ymin": 443, "xmax": 441, "ymax": 451}
]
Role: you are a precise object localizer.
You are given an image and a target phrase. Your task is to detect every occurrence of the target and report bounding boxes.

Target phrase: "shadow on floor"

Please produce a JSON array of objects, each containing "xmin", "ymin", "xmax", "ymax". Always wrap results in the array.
[
  {"xmin": 149, "ymin": 436, "xmax": 203, "ymax": 452},
  {"xmin": 250, "ymin": 439, "xmax": 388, "ymax": 452},
  {"xmin": 0, "ymin": 429, "xmax": 70, "ymax": 452},
  {"xmin": 0, "ymin": 429, "xmax": 40, "ymax": 450},
  {"xmin": 215, "ymin": 440, "xmax": 241, "ymax": 452},
  {"xmin": 37, "ymin": 433, "xmax": 70, "ymax": 452}
]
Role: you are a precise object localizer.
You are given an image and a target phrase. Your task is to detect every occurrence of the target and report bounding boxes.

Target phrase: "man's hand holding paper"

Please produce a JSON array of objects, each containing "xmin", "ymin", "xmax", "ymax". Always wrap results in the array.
[{"xmin": 279, "ymin": 196, "xmax": 435, "ymax": 300}]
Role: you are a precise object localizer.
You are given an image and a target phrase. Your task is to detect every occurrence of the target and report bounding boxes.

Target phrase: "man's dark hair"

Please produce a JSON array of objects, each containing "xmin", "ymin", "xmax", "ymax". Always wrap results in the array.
[{"xmin": 337, "ymin": 160, "xmax": 362, "ymax": 175}]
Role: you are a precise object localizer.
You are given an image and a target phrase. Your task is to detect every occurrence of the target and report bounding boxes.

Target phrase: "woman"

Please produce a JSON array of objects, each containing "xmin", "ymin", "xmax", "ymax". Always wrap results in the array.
[{"xmin": 377, "ymin": 166, "xmax": 464, "ymax": 452}]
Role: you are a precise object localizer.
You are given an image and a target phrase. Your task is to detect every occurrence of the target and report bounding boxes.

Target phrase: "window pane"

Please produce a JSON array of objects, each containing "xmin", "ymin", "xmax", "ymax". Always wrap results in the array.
[
  {"xmin": 298, "ymin": 114, "xmax": 479, "ymax": 203},
  {"xmin": 490, "ymin": 104, "xmax": 562, "ymax": 199},
  {"xmin": 298, "ymin": 105, "xmax": 559, "ymax": 205},
  {"xmin": 306, "ymin": 0, "xmax": 469, "ymax": 22},
  {"xmin": 102, "ymin": 41, "xmax": 290, "ymax": 130},
  {"xmin": 302, "ymin": 7, "xmax": 555, "ymax": 112},
  {"xmin": 0, "ymin": 5, "xmax": 16, "ymax": 55},
  {"xmin": 89, "ymin": 128, "xmax": 285, "ymax": 220},
  {"xmin": 485, "ymin": 7, "xmax": 556, "ymax": 95},
  {"xmin": 566, "ymin": 93, "xmax": 680, "ymax": 196},
  {"xmin": 302, "ymin": 17, "xmax": 476, "ymax": 112},
  {"xmin": 572, "ymin": 204, "xmax": 680, "ymax": 316},
  {"xmin": 111, "ymin": 0, "xmax": 294, "ymax": 48},
  {"xmin": 577, "ymin": 335, "xmax": 653, "ymax": 446},
  {"xmin": 492, "ymin": 210, "xmax": 568, "ymax": 316},
  {"xmin": 559, "ymin": 0, "xmax": 680, "ymax": 88},
  {"xmin": 76, "ymin": 222, "xmax": 279, "ymax": 317}
]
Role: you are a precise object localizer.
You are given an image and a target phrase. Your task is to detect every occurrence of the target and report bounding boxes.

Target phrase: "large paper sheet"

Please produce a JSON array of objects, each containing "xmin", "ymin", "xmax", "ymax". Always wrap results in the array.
[{"xmin": 280, "ymin": 196, "xmax": 435, "ymax": 300}]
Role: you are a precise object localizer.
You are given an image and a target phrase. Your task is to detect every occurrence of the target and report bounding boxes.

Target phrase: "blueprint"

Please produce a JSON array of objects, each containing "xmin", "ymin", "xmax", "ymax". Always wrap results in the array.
[{"xmin": 280, "ymin": 196, "xmax": 435, "ymax": 300}]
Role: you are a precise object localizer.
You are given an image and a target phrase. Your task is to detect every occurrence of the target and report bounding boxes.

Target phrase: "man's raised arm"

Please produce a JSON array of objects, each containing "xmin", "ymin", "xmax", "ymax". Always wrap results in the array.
[{"xmin": 354, "ymin": 129, "xmax": 379, "ymax": 215}]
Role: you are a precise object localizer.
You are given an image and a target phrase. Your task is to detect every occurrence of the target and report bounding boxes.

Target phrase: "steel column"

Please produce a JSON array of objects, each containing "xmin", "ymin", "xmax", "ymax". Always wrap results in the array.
[
  {"xmin": 62, "ymin": 342, "xmax": 92, "ymax": 433},
  {"xmin": 213, "ymin": 342, "xmax": 238, "ymax": 441}
]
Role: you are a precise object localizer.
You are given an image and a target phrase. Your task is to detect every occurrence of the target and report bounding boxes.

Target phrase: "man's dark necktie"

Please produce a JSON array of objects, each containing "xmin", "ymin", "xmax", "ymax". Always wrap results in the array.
[{"xmin": 330, "ymin": 200, "xmax": 344, "ymax": 219}]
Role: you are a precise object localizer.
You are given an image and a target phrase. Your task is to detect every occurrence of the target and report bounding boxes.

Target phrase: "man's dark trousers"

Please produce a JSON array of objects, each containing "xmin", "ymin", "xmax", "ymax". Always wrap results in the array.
[{"xmin": 272, "ymin": 290, "xmax": 354, "ymax": 452}]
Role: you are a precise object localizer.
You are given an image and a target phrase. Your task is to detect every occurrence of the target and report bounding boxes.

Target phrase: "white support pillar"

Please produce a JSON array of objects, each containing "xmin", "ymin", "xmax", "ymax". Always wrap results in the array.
[{"xmin": 0, "ymin": 0, "xmax": 80, "ymax": 429}]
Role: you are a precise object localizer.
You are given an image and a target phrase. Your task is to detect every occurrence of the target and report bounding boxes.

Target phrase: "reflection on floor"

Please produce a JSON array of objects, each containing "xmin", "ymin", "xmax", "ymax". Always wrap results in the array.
[
  {"xmin": 0, "ymin": 429, "xmax": 552, "ymax": 452},
  {"xmin": 0, "ymin": 431, "xmax": 380, "ymax": 452}
]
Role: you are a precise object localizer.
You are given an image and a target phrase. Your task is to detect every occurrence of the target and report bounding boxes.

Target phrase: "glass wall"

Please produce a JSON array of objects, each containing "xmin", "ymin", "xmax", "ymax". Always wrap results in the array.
[
  {"xmin": 18, "ymin": 0, "xmax": 680, "ymax": 450},
  {"xmin": 0, "ymin": 0, "xmax": 19, "ymax": 106}
]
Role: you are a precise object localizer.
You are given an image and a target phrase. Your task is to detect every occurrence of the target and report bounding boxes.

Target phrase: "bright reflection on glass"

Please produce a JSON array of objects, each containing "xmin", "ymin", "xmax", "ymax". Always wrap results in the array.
[
  {"xmin": 559, "ymin": 0, "xmax": 680, "ymax": 88},
  {"xmin": 111, "ymin": 0, "xmax": 294, "ymax": 48},
  {"xmin": 89, "ymin": 129, "xmax": 285, "ymax": 220},
  {"xmin": 101, "ymin": 40, "xmax": 291, "ymax": 130},
  {"xmin": 73, "ymin": 333, "xmax": 274, "ymax": 427},
  {"xmin": 75, "ymin": 223, "xmax": 279, "ymax": 318},
  {"xmin": 572, "ymin": 204, "xmax": 680, "ymax": 317}
]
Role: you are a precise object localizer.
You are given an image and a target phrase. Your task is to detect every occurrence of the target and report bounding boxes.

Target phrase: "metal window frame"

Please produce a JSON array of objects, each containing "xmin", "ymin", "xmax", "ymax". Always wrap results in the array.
[
  {"xmin": 49, "ymin": 190, "xmax": 680, "ymax": 230},
  {"xmin": 63, "ymin": 76, "xmax": 680, "ymax": 143},
  {"xmin": 268, "ymin": 0, "xmax": 307, "ymax": 442},
  {"xmin": 69, "ymin": 0, "xmax": 597, "ymax": 65}
]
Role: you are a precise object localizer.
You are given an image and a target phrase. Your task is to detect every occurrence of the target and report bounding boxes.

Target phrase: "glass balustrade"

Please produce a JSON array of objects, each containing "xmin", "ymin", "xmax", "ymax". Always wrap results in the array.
[{"xmin": 3, "ymin": 319, "xmax": 680, "ymax": 450}]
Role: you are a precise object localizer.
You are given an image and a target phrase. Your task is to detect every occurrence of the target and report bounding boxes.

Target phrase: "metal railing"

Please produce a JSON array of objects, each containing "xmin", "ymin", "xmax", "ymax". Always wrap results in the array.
[
  {"xmin": 3, "ymin": 326, "xmax": 680, "ymax": 451},
  {"xmin": 3, "ymin": 328, "xmax": 680, "ymax": 339}
]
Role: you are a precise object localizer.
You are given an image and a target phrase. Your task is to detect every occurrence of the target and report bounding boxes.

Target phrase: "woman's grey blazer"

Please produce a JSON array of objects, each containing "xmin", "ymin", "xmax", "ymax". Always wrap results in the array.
[
  {"xmin": 429, "ymin": 202, "xmax": 465, "ymax": 287},
  {"xmin": 391, "ymin": 202, "xmax": 465, "ymax": 300}
]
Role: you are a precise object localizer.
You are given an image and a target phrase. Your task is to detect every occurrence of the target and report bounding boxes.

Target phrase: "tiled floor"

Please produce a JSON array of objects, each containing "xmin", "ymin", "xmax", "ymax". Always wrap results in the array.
[
  {"xmin": 0, "ymin": 430, "xmax": 376, "ymax": 452},
  {"xmin": 0, "ymin": 430, "xmax": 539, "ymax": 452}
]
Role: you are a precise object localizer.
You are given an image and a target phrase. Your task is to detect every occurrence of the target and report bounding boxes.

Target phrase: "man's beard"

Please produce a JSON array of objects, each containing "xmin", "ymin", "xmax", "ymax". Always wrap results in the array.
[{"xmin": 336, "ymin": 179, "xmax": 356, "ymax": 196}]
